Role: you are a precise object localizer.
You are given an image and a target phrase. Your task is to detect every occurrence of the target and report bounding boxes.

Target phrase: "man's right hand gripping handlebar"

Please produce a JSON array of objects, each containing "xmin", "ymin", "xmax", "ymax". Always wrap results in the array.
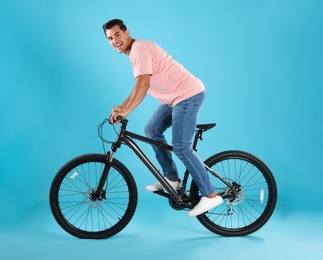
[
  {"xmin": 110, "ymin": 105, "xmax": 129, "ymax": 124},
  {"xmin": 109, "ymin": 114, "xmax": 123, "ymax": 124}
]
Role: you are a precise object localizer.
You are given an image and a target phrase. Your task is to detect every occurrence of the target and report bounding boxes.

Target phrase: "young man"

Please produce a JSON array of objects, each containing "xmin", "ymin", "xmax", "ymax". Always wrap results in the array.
[{"xmin": 103, "ymin": 19, "xmax": 223, "ymax": 217}]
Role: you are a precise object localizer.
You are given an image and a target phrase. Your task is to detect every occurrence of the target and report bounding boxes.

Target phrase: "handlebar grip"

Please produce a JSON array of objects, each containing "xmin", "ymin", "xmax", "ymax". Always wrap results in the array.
[{"xmin": 109, "ymin": 115, "xmax": 124, "ymax": 124}]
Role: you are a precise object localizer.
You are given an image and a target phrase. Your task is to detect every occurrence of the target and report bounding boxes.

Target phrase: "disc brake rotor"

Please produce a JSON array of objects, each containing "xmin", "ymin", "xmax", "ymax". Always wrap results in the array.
[
  {"xmin": 84, "ymin": 189, "xmax": 103, "ymax": 208},
  {"xmin": 225, "ymin": 187, "xmax": 245, "ymax": 205}
]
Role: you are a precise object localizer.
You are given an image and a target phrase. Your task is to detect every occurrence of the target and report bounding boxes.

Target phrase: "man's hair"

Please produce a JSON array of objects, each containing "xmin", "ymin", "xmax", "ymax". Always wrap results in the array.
[{"xmin": 102, "ymin": 19, "xmax": 127, "ymax": 33}]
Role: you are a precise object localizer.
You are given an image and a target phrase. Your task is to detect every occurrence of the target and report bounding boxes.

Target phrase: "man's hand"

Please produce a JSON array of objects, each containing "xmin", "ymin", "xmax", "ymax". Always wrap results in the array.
[{"xmin": 110, "ymin": 105, "xmax": 128, "ymax": 124}]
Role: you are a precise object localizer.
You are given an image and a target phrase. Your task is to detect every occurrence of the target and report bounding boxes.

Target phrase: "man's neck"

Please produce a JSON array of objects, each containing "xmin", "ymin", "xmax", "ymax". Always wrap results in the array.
[{"xmin": 124, "ymin": 38, "xmax": 135, "ymax": 56}]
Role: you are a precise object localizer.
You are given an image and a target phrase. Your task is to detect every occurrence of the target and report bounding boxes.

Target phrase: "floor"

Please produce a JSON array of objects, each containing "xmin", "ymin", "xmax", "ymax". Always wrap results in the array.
[{"xmin": 1, "ymin": 198, "xmax": 322, "ymax": 260}]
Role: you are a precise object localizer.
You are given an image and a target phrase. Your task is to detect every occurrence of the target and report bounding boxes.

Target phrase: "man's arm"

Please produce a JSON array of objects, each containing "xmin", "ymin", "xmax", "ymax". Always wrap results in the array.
[{"xmin": 111, "ymin": 74, "xmax": 150, "ymax": 123}]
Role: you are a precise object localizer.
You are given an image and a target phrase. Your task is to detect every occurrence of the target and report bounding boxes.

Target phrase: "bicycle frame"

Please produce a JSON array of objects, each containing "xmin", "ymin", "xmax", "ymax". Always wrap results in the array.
[
  {"xmin": 95, "ymin": 119, "xmax": 233, "ymax": 207},
  {"xmin": 50, "ymin": 117, "xmax": 277, "ymax": 239}
]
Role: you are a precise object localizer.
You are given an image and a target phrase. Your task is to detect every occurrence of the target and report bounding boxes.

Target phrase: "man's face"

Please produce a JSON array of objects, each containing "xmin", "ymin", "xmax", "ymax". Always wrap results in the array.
[{"xmin": 105, "ymin": 25, "xmax": 132, "ymax": 54}]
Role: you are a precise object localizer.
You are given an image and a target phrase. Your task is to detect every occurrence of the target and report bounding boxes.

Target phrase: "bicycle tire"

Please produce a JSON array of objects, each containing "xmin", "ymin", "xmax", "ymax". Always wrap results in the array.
[
  {"xmin": 190, "ymin": 150, "xmax": 277, "ymax": 236},
  {"xmin": 49, "ymin": 153, "xmax": 138, "ymax": 239}
]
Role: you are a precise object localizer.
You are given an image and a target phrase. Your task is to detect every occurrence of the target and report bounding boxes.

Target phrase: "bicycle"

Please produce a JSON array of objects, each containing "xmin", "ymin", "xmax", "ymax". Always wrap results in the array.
[{"xmin": 49, "ymin": 117, "xmax": 277, "ymax": 239}]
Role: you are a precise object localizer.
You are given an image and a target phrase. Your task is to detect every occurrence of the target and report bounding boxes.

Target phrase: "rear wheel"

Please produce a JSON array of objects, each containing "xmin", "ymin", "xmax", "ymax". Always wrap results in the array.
[
  {"xmin": 49, "ymin": 153, "xmax": 138, "ymax": 239},
  {"xmin": 190, "ymin": 150, "xmax": 277, "ymax": 236}
]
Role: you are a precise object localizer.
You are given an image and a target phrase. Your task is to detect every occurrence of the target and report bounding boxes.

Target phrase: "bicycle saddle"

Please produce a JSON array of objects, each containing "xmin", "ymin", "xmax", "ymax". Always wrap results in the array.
[{"xmin": 196, "ymin": 123, "xmax": 216, "ymax": 131}]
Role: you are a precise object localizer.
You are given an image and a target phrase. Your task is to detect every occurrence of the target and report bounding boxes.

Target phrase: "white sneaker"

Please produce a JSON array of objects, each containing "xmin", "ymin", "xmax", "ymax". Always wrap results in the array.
[
  {"xmin": 145, "ymin": 178, "xmax": 181, "ymax": 192},
  {"xmin": 188, "ymin": 195, "xmax": 223, "ymax": 217}
]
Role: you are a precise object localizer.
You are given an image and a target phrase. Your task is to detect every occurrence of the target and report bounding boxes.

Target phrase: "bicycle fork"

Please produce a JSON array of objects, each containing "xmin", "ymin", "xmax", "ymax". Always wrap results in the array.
[
  {"xmin": 91, "ymin": 152, "xmax": 115, "ymax": 201},
  {"xmin": 93, "ymin": 124, "xmax": 124, "ymax": 201}
]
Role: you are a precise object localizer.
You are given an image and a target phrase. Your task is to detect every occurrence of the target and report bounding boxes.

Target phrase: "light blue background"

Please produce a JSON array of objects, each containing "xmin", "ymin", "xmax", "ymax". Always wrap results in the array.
[{"xmin": 1, "ymin": 0, "xmax": 322, "ymax": 259}]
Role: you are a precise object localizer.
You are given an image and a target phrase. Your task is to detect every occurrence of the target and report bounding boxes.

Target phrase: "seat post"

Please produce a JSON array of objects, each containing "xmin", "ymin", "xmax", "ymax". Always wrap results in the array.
[{"xmin": 192, "ymin": 129, "xmax": 203, "ymax": 151}]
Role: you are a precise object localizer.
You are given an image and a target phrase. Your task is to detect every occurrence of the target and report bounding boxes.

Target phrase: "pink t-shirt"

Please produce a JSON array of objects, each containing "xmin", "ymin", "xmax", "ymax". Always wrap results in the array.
[{"xmin": 129, "ymin": 40, "xmax": 205, "ymax": 107}]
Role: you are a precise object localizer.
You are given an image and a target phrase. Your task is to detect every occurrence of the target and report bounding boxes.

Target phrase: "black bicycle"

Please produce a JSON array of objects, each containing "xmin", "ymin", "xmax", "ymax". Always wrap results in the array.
[{"xmin": 49, "ymin": 117, "xmax": 277, "ymax": 239}]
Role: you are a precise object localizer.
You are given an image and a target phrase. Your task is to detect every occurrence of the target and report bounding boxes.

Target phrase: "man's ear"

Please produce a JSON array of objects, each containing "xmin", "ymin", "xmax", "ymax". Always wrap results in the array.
[{"xmin": 126, "ymin": 29, "xmax": 130, "ymax": 35}]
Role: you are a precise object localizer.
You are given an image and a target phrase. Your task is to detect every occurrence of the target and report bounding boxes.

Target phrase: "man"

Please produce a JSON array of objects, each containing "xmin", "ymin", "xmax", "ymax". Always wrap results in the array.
[{"xmin": 103, "ymin": 19, "xmax": 223, "ymax": 217}]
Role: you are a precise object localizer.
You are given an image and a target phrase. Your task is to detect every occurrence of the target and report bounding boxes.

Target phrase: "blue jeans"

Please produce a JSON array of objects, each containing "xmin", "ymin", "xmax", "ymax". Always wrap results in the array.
[{"xmin": 144, "ymin": 91, "xmax": 215, "ymax": 196}]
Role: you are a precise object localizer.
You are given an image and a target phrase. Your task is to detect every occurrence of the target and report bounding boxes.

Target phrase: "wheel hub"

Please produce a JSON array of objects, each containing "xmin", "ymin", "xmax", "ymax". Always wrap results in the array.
[
  {"xmin": 225, "ymin": 186, "xmax": 245, "ymax": 205},
  {"xmin": 84, "ymin": 189, "xmax": 103, "ymax": 208}
]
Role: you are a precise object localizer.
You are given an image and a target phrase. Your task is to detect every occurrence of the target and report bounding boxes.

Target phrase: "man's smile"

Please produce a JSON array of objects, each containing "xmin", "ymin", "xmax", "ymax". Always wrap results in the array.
[{"xmin": 115, "ymin": 42, "xmax": 123, "ymax": 50}]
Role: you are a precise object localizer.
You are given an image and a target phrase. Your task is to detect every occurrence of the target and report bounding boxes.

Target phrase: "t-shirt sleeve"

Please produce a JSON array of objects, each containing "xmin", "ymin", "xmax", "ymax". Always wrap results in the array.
[{"xmin": 131, "ymin": 44, "xmax": 153, "ymax": 79}]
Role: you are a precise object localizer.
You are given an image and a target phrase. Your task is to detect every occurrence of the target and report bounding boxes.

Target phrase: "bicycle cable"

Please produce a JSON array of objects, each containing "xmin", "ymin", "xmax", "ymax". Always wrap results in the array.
[{"xmin": 97, "ymin": 118, "xmax": 119, "ymax": 154}]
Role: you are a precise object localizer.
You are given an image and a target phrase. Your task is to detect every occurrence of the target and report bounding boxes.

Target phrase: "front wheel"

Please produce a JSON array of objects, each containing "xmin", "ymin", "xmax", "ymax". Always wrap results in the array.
[
  {"xmin": 190, "ymin": 150, "xmax": 277, "ymax": 236},
  {"xmin": 49, "ymin": 153, "xmax": 138, "ymax": 239}
]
